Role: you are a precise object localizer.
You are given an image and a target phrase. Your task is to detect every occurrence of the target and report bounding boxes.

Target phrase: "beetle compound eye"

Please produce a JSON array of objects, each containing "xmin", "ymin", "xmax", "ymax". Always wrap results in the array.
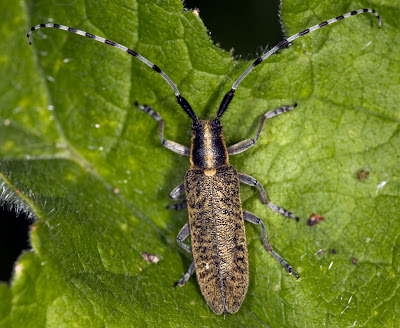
[
  {"xmin": 212, "ymin": 119, "xmax": 222, "ymax": 127},
  {"xmin": 192, "ymin": 121, "xmax": 201, "ymax": 129}
]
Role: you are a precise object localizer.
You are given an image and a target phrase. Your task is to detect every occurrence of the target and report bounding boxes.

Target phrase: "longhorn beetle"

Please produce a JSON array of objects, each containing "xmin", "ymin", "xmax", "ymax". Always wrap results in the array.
[{"xmin": 28, "ymin": 8, "xmax": 381, "ymax": 315}]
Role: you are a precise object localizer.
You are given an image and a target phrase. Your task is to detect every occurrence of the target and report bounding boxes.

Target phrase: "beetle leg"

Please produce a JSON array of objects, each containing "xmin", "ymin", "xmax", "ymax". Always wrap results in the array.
[
  {"xmin": 168, "ymin": 182, "xmax": 186, "ymax": 211},
  {"xmin": 174, "ymin": 223, "xmax": 194, "ymax": 287},
  {"xmin": 243, "ymin": 210, "xmax": 299, "ymax": 278},
  {"xmin": 136, "ymin": 103, "xmax": 190, "ymax": 156},
  {"xmin": 239, "ymin": 173, "xmax": 299, "ymax": 221},
  {"xmin": 167, "ymin": 201, "xmax": 187, "ymax": 210},
  {"xmin": 169, "ymin": 182, "xmax": 185, "ymax": 200},
  {"xmin": 174, "ymin": 261, "xmax": 195, "ymax": 287},
  {"xmin": 176, "ymin": 223, "xmax": 191, "ymax": 254},
  {"xmin": 227, "ymin": 104, "xmax": 297, "ymax": 155}
]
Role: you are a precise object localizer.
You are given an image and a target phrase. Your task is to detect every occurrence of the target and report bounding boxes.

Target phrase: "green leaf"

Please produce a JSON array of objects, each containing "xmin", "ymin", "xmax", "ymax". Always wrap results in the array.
[{"xmin": 1, "ymin": 0, "xmax": 399, "ymax": 326}]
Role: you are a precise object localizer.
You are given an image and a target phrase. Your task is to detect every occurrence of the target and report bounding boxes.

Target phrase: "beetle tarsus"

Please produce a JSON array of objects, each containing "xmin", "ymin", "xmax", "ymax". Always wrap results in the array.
[
  {"xmin": 289, "ymin": 268, "xmax": 300, "ymax": 279},
  {"xmin": 174, "ymin": 262, "xmax": 195, "ymax": 287}
]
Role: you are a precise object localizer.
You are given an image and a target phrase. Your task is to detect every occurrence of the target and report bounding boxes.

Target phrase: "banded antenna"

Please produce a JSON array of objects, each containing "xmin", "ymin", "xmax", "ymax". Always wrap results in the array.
[
  {"xmin": 27, "ymin": 24, "xmax": 199, "ymax": 123},
  {"xmin": 215, "ymin": 8, "xmax": 381, "ymax": 119}
]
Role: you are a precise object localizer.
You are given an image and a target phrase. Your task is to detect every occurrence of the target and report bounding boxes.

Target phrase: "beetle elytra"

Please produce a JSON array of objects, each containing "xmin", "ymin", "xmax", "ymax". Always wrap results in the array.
[{"xmin": 27, "ymin": 8, "xmax": 381, "ymax": 314}]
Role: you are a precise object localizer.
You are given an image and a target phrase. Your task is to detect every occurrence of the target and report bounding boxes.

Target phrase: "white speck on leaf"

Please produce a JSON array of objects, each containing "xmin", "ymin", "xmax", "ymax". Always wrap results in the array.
[
  {"xmin": 376, "ymin": 181, "xmax": 387, "ymax": 193},
  {"xmin": 14, "ymin": 264, "xmax": 23, "ymax": 273},
  {"xmin": 141, "ymin": 252, "xmax": 160, "ymax": 264},
  {"xmin": 348, "ymin": 295, "xmax": 352, "ymax": 304},
  {"xmin": 361, "ymin": 41, "xmax": 372, "ymax": 50}
]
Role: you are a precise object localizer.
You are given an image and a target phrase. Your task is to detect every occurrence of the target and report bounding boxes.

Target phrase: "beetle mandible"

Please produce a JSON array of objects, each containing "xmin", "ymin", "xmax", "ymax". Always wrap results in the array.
[{"xmin": 27, "ymin": 8, "xmax": 381, "ymax": 314}]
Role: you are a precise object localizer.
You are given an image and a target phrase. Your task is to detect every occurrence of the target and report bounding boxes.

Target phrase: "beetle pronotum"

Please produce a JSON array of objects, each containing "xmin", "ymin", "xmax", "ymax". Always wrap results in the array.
[{"xmin": 28, "ymin": 8, "xmax": 381, "ymax": 314}]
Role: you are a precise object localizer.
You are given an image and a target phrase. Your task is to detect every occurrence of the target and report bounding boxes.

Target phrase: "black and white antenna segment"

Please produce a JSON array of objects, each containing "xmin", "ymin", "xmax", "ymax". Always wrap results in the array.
[{"xmin": 27, "ymin": 8, "xmax": 381, "ymax": 121}]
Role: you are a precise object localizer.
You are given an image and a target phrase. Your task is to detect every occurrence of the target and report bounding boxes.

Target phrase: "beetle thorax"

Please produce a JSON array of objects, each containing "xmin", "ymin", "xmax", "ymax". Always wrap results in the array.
[{"xmin": 190, "ymin": 119, "xmax": 229, "ymax": 170}]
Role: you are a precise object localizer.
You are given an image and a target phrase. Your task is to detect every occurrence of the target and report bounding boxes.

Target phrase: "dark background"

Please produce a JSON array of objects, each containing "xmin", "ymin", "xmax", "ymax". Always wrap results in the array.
[
  {"xmin": 0, "ymin": 0, "xmax": 283, "ymax": 282},
  {"xmin": 184, "ymin": 0, "xmax": 283, "ymax": 58}
]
